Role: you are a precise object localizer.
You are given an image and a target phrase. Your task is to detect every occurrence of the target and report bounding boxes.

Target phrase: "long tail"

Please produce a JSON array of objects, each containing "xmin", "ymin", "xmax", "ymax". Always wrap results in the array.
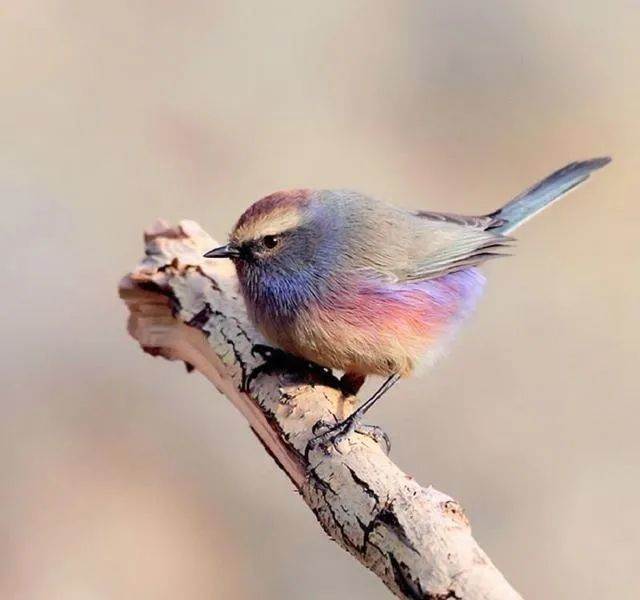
[{"xmin": 487, "ymin": 157, "xmax": 611, "ymax": 235}]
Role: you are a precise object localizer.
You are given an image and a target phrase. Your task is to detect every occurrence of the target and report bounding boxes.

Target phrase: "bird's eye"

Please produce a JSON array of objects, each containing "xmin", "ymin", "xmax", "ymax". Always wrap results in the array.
[{"xmin": 263, "ymin": 235, "xmax": 279, "ymax": 249}]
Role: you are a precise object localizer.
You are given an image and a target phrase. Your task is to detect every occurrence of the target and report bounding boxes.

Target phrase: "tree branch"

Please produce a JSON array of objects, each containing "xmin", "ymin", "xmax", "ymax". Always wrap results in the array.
[{"xmin": 118, "ymin": 219, "xmax": 523, "ymax": 600}]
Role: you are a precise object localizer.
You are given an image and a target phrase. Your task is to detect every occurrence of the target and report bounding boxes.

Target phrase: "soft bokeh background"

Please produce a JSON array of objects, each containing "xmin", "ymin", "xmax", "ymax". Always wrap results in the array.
[{"xmin": 1, "ymin": 2, "xmax": 637, "ymax": 598}]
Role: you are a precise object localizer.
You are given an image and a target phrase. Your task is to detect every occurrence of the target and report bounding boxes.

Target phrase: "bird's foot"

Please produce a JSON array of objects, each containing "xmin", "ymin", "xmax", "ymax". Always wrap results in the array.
[
  {"xmin": 355, "ymin": 424, "xmax": 391, "ymax": 454},
  {"xmin": 309, "ymin": 414, "xmax": 391, "ymax": 456},
  {"xmin": 251, "ymin": 344, "xmax": 333, "ymax": 378},
  {"xmin": 244, "ymin": 344, "xmax": 336, "ymax": 391}
]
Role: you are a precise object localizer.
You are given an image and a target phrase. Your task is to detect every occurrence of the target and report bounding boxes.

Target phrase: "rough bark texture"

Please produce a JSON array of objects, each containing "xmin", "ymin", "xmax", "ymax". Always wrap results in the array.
[{"xmin": 119, "ymin": 219, "xmax": 523, "ymax": 600}]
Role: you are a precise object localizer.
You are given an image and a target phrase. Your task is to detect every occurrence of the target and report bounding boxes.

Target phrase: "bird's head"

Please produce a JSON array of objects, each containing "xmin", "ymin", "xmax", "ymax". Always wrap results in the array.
[{"xmin": 204, "ymin": 189, "xmax": 337, "ymax": 292}]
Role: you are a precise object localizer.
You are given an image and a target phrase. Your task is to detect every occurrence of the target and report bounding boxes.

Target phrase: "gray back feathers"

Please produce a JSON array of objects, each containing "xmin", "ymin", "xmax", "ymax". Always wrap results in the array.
[{"xmin": 314, "ymin": 157, "xmax": 609, "ymax": 284}]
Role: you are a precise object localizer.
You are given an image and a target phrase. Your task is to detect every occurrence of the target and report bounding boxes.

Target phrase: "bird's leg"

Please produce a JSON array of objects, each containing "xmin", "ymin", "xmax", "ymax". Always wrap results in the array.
[
  {"xmin": 311, "ymin": 373, "xmax": 401, "ymax": 454},
  {"xmin": 350, "ymin": 373, "xmax": 401, "ymax": 419}
]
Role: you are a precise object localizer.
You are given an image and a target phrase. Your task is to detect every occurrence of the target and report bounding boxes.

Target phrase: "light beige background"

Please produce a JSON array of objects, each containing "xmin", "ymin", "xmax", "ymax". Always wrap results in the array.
[{"xmin": 1, "ymin": 2, "xmax": 638, "ymax": 599}]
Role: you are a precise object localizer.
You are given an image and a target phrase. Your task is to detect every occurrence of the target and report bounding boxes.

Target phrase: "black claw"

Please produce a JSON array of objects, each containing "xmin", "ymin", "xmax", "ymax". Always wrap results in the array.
[
  {"xmin": 355, "ymin": 424, "xmax": 392, "ymax": 455},
  {"xmin": 307, "ymin": 414, "xmax": 391, "ymax": 456},
  {"xmin": 306, "ymin": 417, "xmax": 350, "ymax": 456},
  {"xmin": 243, "ymin": 344, "xmax": 289, "ymax": 391},
  {"xmin": 245, "ymin": 344, "xmax": 339, "ymax": 392},
  {"xmin": 251, "ymin": 344, "xmax": 285, "ymax": 362},
  {"xmin": 311, "ymin": 419, "xmax": 336, "ymax": 436}
]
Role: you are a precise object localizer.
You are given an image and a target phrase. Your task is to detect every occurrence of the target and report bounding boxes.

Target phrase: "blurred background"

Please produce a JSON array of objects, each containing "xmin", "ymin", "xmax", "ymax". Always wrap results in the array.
[{"xmin": 1, "ymin": 2, "xmax": 637, "ymax": 598}]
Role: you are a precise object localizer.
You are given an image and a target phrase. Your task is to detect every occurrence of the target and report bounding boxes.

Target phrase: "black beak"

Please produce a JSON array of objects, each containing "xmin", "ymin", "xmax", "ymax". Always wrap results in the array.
[{"xmin": 203, "ymin": 244, "xmax": 240, "ymax": 259}]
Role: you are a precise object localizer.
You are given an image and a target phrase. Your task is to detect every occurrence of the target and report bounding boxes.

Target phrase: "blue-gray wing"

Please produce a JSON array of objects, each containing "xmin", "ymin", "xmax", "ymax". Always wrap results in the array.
[
  {"xmin": 414, "ymin": 210, "xmax": 499, "ymax": 230},
  {"xmin": 397, "ymin": 217, "xmax": 512, "ymax": 281},
  {"xmin": 319, "ymin": 189, "xmax": 511, "ymax": 283}
]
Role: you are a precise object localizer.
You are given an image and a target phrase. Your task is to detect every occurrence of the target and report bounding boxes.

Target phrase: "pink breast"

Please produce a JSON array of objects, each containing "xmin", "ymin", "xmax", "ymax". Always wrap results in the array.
[{"xmin": 328, "ymin": 268, "xmax": 486, "ymax": 348}]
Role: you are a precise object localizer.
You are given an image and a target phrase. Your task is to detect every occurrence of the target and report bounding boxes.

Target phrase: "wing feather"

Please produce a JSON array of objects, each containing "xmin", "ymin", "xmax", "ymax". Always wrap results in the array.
[{"xmin": 398, "ymin": 219, "xmax": 512, "ymax": 281}]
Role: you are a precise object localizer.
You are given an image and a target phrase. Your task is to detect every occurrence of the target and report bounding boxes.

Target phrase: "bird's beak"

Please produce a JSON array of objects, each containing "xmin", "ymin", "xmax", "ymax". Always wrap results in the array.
[{"xmin": 203, "ymin": 244, "xmax": 240, "ymax": 259}]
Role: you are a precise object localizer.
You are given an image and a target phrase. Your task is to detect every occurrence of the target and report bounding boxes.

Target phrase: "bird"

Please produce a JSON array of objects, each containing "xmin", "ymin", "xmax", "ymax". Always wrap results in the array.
[{"xmin": 204, "ymin": 157, "xmax": 610, "ymax": 441}]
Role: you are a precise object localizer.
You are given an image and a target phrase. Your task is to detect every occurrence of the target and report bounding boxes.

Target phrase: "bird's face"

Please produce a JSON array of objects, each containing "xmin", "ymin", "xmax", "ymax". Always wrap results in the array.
[{"xmin": 204, "ymin": 190, "xmax": 333, "ymax": 302}]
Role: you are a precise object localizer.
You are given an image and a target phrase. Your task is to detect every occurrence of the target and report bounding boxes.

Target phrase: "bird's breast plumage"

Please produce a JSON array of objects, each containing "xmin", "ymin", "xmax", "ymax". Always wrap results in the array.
[{"xmin": 242, "ymin": 265, "xmax": 485, "ymax": 376}]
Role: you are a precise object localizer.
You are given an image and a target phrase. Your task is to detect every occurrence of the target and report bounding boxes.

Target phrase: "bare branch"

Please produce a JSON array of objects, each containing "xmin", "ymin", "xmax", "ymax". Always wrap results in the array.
[{"xmin": 119, "ymin": 219, "xmax": 523, "ymax": 600}]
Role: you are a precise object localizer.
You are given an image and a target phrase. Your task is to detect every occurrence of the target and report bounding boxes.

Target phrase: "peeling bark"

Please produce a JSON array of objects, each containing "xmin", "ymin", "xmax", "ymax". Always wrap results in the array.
[{"xmin": 119, "ymin": 219, "xmax": 523, "ymax": 600}]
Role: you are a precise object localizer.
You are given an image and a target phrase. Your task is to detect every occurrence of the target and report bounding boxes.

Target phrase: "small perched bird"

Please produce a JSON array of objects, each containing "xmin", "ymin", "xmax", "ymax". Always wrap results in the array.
[{"xmin": 205, "ymin": 158, "xmax": 610, "ymax": 438}]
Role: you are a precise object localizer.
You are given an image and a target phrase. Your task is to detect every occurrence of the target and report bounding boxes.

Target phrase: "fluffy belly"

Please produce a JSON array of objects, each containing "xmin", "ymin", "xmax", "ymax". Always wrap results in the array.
[{"xmin": 257, "ymin": 268, "xmax": 486, "ymax": 377}]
